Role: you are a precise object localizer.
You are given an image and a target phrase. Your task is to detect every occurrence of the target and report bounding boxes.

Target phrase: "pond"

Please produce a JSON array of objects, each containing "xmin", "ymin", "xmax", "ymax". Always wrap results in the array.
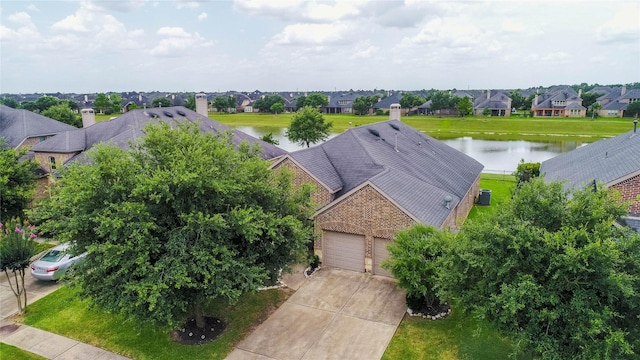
[{"xmin": 235, "ymin": 126, "xmax": 590, "ymax": 173}]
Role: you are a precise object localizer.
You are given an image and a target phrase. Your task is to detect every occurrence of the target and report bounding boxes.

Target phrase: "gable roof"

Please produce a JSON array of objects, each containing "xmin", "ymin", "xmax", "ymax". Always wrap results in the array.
[
  {"xmin": 31, "ymin": 106, "xmax": 286, "ymax": 163},
  {"xmin": 541, "ymin": 129, "xmax": 640, "ymax": 191},
  {"xmin": 289, "ymin": 120, "xmax": 484, "ymax": 227},
  {"xmin": 373, "ymin": 94, "xmax": 402, "ymax": 109},
  {"xmin": 0, "ymin": 105, "xmax": 77, "ymax": 148}
]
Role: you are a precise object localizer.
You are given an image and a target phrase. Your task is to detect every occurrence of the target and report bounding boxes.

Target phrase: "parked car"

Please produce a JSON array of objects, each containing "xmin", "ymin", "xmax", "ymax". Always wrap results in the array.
[{"xmin": 30, "ymin": 243, "xmax": 86, "ymax": 281}]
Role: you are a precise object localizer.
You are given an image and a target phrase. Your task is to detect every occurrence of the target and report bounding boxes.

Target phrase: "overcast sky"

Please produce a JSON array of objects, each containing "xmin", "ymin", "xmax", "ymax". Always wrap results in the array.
[{"xmin": 1, "ymin": 0, "xmax": 638, "ymax": 94}]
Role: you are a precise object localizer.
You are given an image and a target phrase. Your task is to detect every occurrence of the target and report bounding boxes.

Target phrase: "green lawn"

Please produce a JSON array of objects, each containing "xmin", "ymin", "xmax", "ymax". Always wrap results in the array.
[
  {"xmin": 23, "ymin": 286, "xmax": 289, "ymax": 360},
  {"xmin": 466, "ymin": 173, "xmax": 517, "ymax": 222},
  {"xmin": 382, "ymin": 305, "xmax": 530, "ymax": 360},
  {"xmin": 0, "ymin": 343, "xmax": 46, "ymax": 360}
]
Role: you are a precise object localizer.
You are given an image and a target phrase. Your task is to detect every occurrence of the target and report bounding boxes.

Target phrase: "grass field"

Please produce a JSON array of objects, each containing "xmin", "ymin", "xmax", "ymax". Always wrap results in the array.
[
  {"xmin": 23, "ymin": 286, "xmax": 289, "ymax": 360},
  {"xmin": 0, "ymin": 343, "xmax": 46, "ymax": 360},
  {"xmin": 96, "ymin": 111, "xmax": 636, "ymax": 142}
]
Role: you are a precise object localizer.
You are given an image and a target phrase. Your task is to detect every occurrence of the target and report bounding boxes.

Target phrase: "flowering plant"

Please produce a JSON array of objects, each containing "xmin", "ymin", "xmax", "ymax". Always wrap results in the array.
[{"xmin": 0, "ymin": 218, "xmax": 38, "ymax": 242}]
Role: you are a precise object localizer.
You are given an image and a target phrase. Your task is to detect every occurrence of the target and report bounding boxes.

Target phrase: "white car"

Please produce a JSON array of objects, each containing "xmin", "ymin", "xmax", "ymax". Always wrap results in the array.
[{"xmin": 30, "ymin": 243, "xmax": 86, "ymax": 281}]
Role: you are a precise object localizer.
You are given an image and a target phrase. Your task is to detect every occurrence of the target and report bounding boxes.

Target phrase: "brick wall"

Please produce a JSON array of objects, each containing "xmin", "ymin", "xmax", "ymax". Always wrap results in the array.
[
  {"xmin": 314, "ymin": 184, "xmax": 415, "ymax": 272},
  {"xmin": 443, "ymin": 175, "xmax": 481, "ymax": 230},
  {"xmin": 33, "ymin": 151, "xmax": 77, "ymax": 173},
  {"xmin": 611, "ymin": 174, "xmax": 640, "ymax": 214},
  {"xmin": 271, "ymin": 157, "xmax": 333, "ymax": 209}
]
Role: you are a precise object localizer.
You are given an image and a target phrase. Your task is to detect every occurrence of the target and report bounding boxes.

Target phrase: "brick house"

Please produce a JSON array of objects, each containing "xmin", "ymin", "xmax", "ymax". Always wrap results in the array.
[
  {"xmin": 531, "ymin": 87, "xmax": 587, "ymax": 117},
  {"xmin": 271, "ymin": 117, "xmax": 483, "ymax": 276},
  {"xmin": 541, "ymin": 122, "xmax": 640, "ymax": 231},
  {"xmin": 596, "ymin": 86, "xmax": 640, "ymax": 118},
  {"xmin": 0, "ymin": 104, "xmax": 76, "ymax": 150}
]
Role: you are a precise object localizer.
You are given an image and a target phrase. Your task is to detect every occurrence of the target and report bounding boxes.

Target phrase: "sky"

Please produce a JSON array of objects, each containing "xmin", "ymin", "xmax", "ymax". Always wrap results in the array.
[{"xmin": 1, "ymin": 0, "xmax": 639, "ymax": 94}]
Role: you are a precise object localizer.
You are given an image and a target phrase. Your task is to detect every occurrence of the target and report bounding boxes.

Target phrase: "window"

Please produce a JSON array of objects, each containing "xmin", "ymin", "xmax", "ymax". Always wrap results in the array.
[
  {"xmin": 49, "ymin": 156, "xmax": 57, "ymax": 170},
  {"xmin": 39, "ymin": 136, "xmax": 47, "ymax": 142}
]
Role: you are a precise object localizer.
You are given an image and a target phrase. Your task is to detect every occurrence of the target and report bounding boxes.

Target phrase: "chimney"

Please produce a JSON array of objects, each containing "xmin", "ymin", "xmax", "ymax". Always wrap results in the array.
[
  {"xmin": 138, "ymin": 94, "xmax": 142, "ymax": 102},
  {"xmin": 81, "ymin": 108, "xmax": 95, "ymax": 128},
  {"xmin": 534, "ymin": 94, "xmax": 539, "ymax": 106},
  {"xmin": 622, "ymin": 85, "xmax": 627, "ymax": 96},
  {"xmin": 634, "ymin": 119, "xmax": 638, "ymax": 133},
  {"xmin": 195, "ymin": 93, "xmax": 208, "ymax": 117},
  {"xmin": 84, "ymin": 94, "xmax": 88, "ymax": 102},
  {"xmin": 486, "ymin": 90, "xmax": 490, "ymax": 100},
  {"xmin": 389, "ymin": 103, "xmax": 401, "ymax": 121},
  {"xmin": 578, "ymin": 89, "xmax": 582, "ymax": 98}
]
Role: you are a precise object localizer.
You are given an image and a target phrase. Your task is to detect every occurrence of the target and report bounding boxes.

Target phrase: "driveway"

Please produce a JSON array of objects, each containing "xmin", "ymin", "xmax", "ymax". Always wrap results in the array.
[
  {"xmin": 1, "ymin": 270, "xmax": 60, "ymax": 318},
  {"xmin": 227, "ymin": 268, "xmax": 406, "ymax": 360}
]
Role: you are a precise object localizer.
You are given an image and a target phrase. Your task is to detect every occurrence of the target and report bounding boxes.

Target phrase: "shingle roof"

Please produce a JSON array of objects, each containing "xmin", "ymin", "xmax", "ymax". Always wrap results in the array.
[
  {"xmin": 31, "ymin": 106, "xmax": 286, "ymax": 162},
  {"xmin": 620, "ymin": 89, "xmax": 640, "ymax": 100},
  {"xmin": 373, "ymin": 94, "xmax": 402, "ymax": 109},
  {"xmin": 602, "ymin": 100, "xmax": 627, "ymax": 110},
  {"xmin": 541, "ymin": 129, "xmax": 640, "ymax": 191},
  {"xmin": 0, "ymin": 105, "xmax": 77, "ymax": 148},
  {"xmin": 565, "ymin": 102, "xmax": 586, "ymax": 110},
  {"xmin": 290, "ymin": 120, "xmax": 484, "ymax": 227}
]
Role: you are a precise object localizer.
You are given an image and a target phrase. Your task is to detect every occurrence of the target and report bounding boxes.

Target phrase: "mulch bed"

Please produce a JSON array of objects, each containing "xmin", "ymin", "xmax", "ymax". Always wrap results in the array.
[{"xmin": 172, "ymin": 316, "xmax": 226, "ymax": 345}]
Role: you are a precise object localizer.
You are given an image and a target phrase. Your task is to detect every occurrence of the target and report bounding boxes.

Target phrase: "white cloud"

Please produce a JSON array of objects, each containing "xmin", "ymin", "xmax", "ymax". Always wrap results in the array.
[
  {"xmin": 150, "ymin": 29, "xmax": 214, "ymax": 57},
  {"xmin": 157, "ymin": 27, "xmax": 191, "ymax": 38},
  {"xmin": 52, "ymin": 8, "xmax": 93, "ymax": 32},
  {"xmin": 26, "ymin": 4, "xmax": 40, "ymax": 12},
  {"xmin": 1, "ymin": 11, "xmax": 40, "ymax": 41},
  {"xmin": 270, "ymin": 23, "xmax": 351, "ymax": 46},
  {"xmin": 502, "ymin": 19, "xmax": 525, "ymax": 33},
  {"xmin": 197, "ymin": 12, "xmax": 208, "ymax": 21},
  {"xmin": 350, "ymin": 44, "xmax": 379, "ymax": 59},
  {"xmin": 595, "ymin": 3, "xmax": 640, "ymax": 43},
  {"xmin": 175, "ymin": 1, "xmax": 203, "ymax": 9},
  {"xmin": 83, "ymin": 0, "xmax": 149, "ymax": 12}
]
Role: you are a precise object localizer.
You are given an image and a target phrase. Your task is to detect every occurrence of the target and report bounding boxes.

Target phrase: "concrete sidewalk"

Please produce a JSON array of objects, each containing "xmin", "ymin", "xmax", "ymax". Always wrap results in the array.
[
  {"xmin": 1, "ymin": 268, "xmax": 130, "ymax": 359},
  {"xmin": 0, "ymin": 320, "xmax": 130, "ymax": 359}
]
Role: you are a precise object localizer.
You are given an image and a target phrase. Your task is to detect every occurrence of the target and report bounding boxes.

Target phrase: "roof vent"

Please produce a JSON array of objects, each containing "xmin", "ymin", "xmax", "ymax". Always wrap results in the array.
[
  {"xmin": 163, "ymin": 111, "xmax": 174, "ymax": 117},
  {"xmin": 176, "ymin": 110, "xmax": 186, "ymax": 116},
  {"xmin": 368, "ymin": 128, "xmax": 380, "ymax": 137},
  {"xmin": 147, "ymin": 112, "xmax": 158, "ymax": 118},
  {"xmin": 389, "ymin": 123, "xmax": 400, "ymax": 131}
]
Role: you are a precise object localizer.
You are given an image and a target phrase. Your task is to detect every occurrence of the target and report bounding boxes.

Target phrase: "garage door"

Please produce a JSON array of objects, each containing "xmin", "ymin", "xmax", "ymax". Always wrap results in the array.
[
  {"xmin": 323, "ymin": 231, "xmax": 365, "ymax": 272},
  {"xmin": 373, "ymin": 238, "xmax": 393, "ymax": 277}
]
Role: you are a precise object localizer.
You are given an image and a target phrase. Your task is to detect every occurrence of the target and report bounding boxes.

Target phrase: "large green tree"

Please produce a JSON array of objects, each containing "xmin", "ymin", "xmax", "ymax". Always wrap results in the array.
[
  {"xmin": 94, "ymin": 93, "xmax": 110, "ymax": 114},
  {"xmin": 352, "ymin": 95, "xmax": 378, "ymax": 115},
  {"xmin": 254, "ymin": 94, "xmax": 285, "ymax": 113},
  {"xmin": 0, "ymin": 140, "xmax": 38, "ymax": 221},
  {"xmin": 399, "ymin": 93, "xmax": 425, "ymax": 110},
  {"xmin": 296, "ymin": 93, "xmax": 328, "ymax": 109},
  {"xmin": 456, "ymin": 96, "xmax": 473, "ymax": 117},
  {"xmin": 109, "ymin": 94, "xmax": 124, "ymax": 114},
  {"xmin": 286, "ymin": 106, "xmax": 333, "ymax": 148},
  {"xmin": 183, "ymin": 94, "xmax": 196, "ymax": 111},
  {"xmin": 429, "ymin": 90, "xmax": 457, "ymax": 112},
  {"xmin": 35, "ymin": 96, "xmax": 60, "ymax": 113},
  {"xmin": 151, "ymin": 97, "xmax": 172, "ymax": 108},
  {"xmin": 438, "ymin": 179, "xmax": 640, "ymax": 359},
  {"xmin": 34, "ymin": 122, "xmax": 313, "ymax": 330},
  {"xmin": 509, "ymin": 90, "xmax": 526, "ymax": 110},
  {"xmin": 42, "ymin": 103, "xmax": 81, "ymax": 127},
  {"xmin": 625, "ymin": 102, "xmax": 640, "ymax": 118},
  {"xmin": 0, "ymin": 96, "xmax": 19, "ymax": 108}
]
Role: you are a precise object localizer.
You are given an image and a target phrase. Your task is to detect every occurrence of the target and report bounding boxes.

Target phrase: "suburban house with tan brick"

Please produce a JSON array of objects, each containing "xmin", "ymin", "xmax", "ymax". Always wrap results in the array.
[
  {"xmin": 473, "ymin": 90, "xmax": 512, "ymax": 116},
  {"xmin": 271, "ymin": 110, "xmax": 483, "ymax": 276},
  {"xmin": 531, "ymin": 87, "xmax": 586, "ymax": 117},
  {"xmin": 541, "ymin": 122, "xmax": 640, "ymax": 231}
]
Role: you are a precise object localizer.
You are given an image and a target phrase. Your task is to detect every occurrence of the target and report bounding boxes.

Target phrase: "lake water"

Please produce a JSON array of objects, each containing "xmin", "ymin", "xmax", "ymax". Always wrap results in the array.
[{"xmin": 235, "ymin": 126, "xmax": 589, "ymax": 173}]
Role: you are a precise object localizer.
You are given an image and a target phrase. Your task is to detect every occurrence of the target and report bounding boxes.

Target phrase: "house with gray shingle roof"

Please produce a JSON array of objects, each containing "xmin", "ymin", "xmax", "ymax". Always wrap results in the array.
[
  {"xmin": 473, "ymin": 90, "xmax": 512, "ymax": 116},
  {"xmin": 0, "ymin": 104, "xmax": 77, "ymax": 150},
  {"xmin": 531, "ymin": 88, "xmax": 586, "ymax": 117},
  {"xmin": 30, "ymin": 106, "xmax": 286, "ymax": 175},
  {"xmin": 541, "ymin": 123, "xmax": 640, "ymax": 231},
  {"xmin": 271, "ymin": 117, "xmax": 483, "ymax": 275},
  {"xmin": 596, "ymin": 86, "xmax": 640, "ymax": 118}
]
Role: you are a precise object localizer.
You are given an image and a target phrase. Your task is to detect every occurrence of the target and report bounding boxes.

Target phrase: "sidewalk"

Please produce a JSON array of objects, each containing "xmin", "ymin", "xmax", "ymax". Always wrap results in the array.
[
  {"xmin": 0, "ymin": 319, "xmax": 129, "ymax": 359},
  {"xmin": 1, "ymin": 268, "xmax": 131, "ymax": 359}
]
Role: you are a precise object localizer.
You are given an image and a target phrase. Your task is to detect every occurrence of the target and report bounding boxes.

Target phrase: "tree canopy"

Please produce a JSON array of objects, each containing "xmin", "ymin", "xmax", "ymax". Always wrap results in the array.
[
  {"xmin": 0, "ymin": 218, "xmax": 39, "ymax": 314},
  {"xmin": 626, "ymin": 102, "xmax": 640, "ymax": 118},
  {"xmin": 399, "ymin": 93, "xmax": 425, "ymax": 110},
  {"xmin": 429, "ymin": 90, "xmax": 457, "ymax": 111},
  {"xmin": 183, "ymin": 94, "xmax": 196, "ymax": 111},
  {"xmin": 352, "ymin": 95, "xmax": 379, "ymax": 115},
  {"xmin": 286, "ymin": 106, "xmax": 333, "ymax": 148},
  {"xmin": 151, "ymin": 97, "xmax": 172, "ymax": 108},
  {"xmin": 0, "ymin": 140, "xmax": 38, "ymax": 221},
  {"xmin": 455, "ymin": 96, "xmax": 473, "ymax": 117},
  {"xmin": 254, "ymin": 94, "xmax": 285, "ymax": 113},
  {"xmin": 34, "ymin": 121, "xmax": 314, "ymax": 329},
  {"xmin": 436, "ymin": 179, "xmax": 640, "ymax": 359},
  {"xmin": 42, "ymin": 103, "xmax": 81, "ymax": 127},
  {"xmin": 296, "ymin": 93, "xmax": 328, "ymax": 109}
]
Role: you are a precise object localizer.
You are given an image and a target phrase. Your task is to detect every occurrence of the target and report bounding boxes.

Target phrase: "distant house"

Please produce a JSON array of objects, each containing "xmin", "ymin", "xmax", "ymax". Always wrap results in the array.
[
  {"xmin": 372, "ymin": 94, "xmax": 401, "ymax": 114},
  {"xmin": 531, "ymin": 87, "xmax": 586, "ymax": 117},
  {"xmin": 29, "ymin": 106, "xmax": 287, "ymax": 176},
  {"xmin": 596, "ymin": 86, "xmax": 640, "ymax": 118},
  {"xmin": 473, "ymin": 90, "xmax": 512, "ymax": 116},
  {"xmin": 0, "ymin": 105, "xmax": 77, "ymax": 150},
  {"xmin": 271, "ymin": 117, "xmax": 483, "ymax": 276},
  {"xmin": 541, "ymin": 123, "xmax": 640, "ymax": 231},
  {"xmin": 324, "ymin": 93, "xmax": 359, "ymax": 114}
]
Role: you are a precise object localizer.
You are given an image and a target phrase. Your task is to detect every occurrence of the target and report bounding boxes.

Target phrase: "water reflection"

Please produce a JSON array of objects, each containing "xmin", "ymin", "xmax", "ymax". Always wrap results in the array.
[{"xmin": 236, "ymin": 126, "xmax": 589, "ymax": 173}]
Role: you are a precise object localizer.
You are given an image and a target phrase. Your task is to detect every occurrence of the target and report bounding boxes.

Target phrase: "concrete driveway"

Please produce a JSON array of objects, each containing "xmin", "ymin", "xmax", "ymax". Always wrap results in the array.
[
  {"xmin": 227, "ymin": 268, "xmax": 406, "ymax": 360},
  {"xmin": 1, "ymin": 269, "xmax": 60, "ymax": 318}
]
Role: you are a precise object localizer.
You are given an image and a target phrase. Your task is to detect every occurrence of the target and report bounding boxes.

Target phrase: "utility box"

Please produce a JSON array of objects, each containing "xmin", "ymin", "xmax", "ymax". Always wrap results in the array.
[{"xmin": 478, "ymin": 189, "xmax": 492, "ymax": 206}]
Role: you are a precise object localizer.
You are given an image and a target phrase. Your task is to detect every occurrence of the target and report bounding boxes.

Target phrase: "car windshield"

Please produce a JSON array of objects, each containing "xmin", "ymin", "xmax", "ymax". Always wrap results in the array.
[{"xmin": 40, "ymin": 249, "xmax": 66, "ymax": 262}]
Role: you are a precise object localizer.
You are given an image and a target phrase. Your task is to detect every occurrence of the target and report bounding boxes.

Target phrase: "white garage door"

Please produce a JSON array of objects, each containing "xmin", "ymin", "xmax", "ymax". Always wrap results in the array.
[
  {"xmin": 323, "ymin": 231, "xmax": 365, "ymax": 272},
  {"xmin": 373, "ymin": 238, "xmax": 393, "ymax": 277}
]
